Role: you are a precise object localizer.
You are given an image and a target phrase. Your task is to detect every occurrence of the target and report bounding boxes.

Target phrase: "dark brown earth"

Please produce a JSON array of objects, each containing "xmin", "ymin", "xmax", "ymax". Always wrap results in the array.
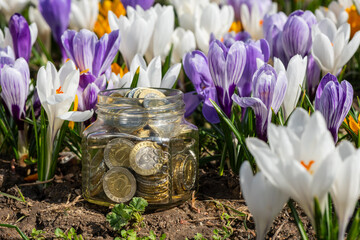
[{"xmin": 0, "ymin": 159, "xmax": 315, "ymax": 240}]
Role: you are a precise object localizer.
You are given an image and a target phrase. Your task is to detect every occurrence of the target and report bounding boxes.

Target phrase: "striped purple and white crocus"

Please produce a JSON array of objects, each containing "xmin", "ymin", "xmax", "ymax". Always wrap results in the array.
[
  {"xmin": 232, "ymin": 63, "xmax": 287, "ymax": 141},
  {"xmin": 61, "ymin": 29, "xmax": 121, "ymax": 111},
  {"xmin": 315, "ymin": 73, "xmax": 353, "ymax": 142}
]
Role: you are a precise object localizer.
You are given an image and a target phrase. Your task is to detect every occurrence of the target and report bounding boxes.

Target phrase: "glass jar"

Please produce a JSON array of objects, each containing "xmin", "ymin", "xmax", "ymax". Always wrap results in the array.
[{"xmin": 81, "ymin": 88, "xmax": 199, "ymax": 209}]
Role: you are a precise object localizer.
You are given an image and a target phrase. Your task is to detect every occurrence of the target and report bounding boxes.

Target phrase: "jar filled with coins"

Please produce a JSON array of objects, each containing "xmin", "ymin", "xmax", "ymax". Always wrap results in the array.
[{"xmin": 82, "ymin": 88, "xmax": 199, "ymax": 209}]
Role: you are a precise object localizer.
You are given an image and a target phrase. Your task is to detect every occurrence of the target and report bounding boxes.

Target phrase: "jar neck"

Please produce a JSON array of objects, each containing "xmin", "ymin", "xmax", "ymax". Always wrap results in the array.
[{"xmin": 96, "ymin": 88, "xmax": 185, "ymax": 121}]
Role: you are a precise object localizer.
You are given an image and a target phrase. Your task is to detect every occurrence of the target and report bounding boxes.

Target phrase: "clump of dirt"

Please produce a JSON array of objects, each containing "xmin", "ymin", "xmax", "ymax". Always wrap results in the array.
[{"xmin": 0, "ymin": 160, "xmax": 314, "ymax": 239}]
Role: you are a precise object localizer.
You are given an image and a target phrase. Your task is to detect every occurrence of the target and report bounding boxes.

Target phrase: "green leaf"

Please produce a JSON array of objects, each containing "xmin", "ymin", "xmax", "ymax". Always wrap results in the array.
[
  {"xmin": 288, "ymin": 200, "xmax": 309, "ymax": 240},
  {"xmin": 129, "ymin": 197, "xmax": 148, "ymax": 212},
  {"xmin": 106, "ymin": 204, "xmax": 133, "ymax": 231},
  {"xmin": 54, "ymin": 228, "xmax": 66, "ymax": 238},
  {"xmin": 0, "ymin": 223, "xmax": 29, "ymax": 240},
  {"xmin": 130, "ymin": 67, "xmax": 140, "ymax": 88},
  {"xmin": 348, "ymin": 208, "xmax": 360, "ymax": 240},
  {"xmin": 162, "ymin": 44, "xmax": 174, "ymax": 78}
]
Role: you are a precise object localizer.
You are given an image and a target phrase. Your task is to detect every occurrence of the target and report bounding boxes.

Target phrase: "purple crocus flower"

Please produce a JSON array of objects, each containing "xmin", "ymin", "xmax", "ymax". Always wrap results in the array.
[
  {"xmin": 208, "ymin": 40, "xmax": 247, "ymax": 117},
  {"xmin": 121, "ymin": 0, "xmax": 154, "ymax": 10},
  {"xmin": 61, "ymin": 29, "xmax": 121, "ymax": 111},
  {"xmin": 0, "ymin": 58, "xmax": 29, "ymax": 123},
  {"xmin": 232, "ymin": 64, "xmax": 287, "ymax": 140},
  {"xmin": 0, "ymin": 47, "xmax": 15, "ymax": 73},
  {"xmin": 238, "ymin": 39, "xmax": 270, "ymax": 98},
  {"xmin": 306, "ymin": 54, "xmax": 321, "ymax": 101},
  {"xmin": 183, "ymin": 50, "xmax": 219, "ymax": 123},
  {"xmin": 315, "ymin": 73, "xmax": 353, "ymax": 142},
  {"xmin": 282, "ymin": 10, "xmax": 317, "ymax": 64},
  {"xmin": 8, "ymin": 14, "xmax": 32, "ymax": 61},
  {"xmin": 263, "ymin": 12, "xmax": 287, "ymax": 60},
  {"xmin": 62, "ymin": 29, "xmax": 121, "ymax": 78},
  {"xmin": 39, "ymin": 0, "xmax": 71, "ymax": 60},
  {"xmin": 77, "ymin": 73, "xmax": 106, "ymax": 111}
]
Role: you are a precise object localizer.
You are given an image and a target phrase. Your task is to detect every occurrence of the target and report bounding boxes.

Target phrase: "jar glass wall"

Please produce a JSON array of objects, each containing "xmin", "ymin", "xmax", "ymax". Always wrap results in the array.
[{"xmin": 81, "ymin": 88, "xmax": 199, "ymax": 209}]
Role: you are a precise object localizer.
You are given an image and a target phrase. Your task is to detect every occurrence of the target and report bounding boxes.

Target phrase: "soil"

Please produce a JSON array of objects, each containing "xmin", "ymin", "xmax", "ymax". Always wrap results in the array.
[{"xmin": 0, "ymin": 159, "xmax": 315, "ymax": 240}]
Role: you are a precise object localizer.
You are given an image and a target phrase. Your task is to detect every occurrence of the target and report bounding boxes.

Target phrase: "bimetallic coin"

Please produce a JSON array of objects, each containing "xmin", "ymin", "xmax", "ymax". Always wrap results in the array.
[
  {"xmin": 103, "ymin": 167, "xmax": 136, "ymax": 203},
  {"xmin": 126, "ymin": 87, "xmax": 140, "ymax": 98},
  {"xmin": 104, "ymin": 138, "xmax": 135, "ymax": 168},
  {"xmin": 130, "ymin": 141, "xmax": 164, "ymax": 176},
  {"xmin": 137, "ymin": 89, "xmax": 166, "ymax": 99}
]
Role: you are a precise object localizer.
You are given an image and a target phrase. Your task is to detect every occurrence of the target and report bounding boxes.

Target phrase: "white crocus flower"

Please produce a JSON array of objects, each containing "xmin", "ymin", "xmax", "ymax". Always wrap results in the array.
[
  {"xmin": 0, "ymin": 0, "xmax": 30, "ymax": 20},
  {"xmin": 169, "ymin": 0, "xmax": 209, "ymax": 32},
  {"xmin": 109, "ymin": 54, "xmax": 181, "ymax": 89},
  {"xmin": 69, "ymin": 0, "xmax": 99, "ymax": 31},
  {"xmin": 339, "ymin": 0, "xmax": 354, "ymax": 8},
  {"xmin": 170, "ymin": 27, "xmax": 196, "ymax": 64},
  {"xmin": 240, "ymin": 161, "xmax": 288, "ymax": 240},
  {"xmin": 246, "ymin": 108, "xmax": 340, "ymax": 224},
  {"xmin": 109, "ymin": 6, "xmax": 156, "ymax": 67},
  {"xmin": 145, "ymin": 4, "xmax": 175, "ymax": 62},
  {"xmin": 195, "ymin": 3, "xmax": 234, "ymax": 53},
  {"xmin": 36, "ymin": 60, "xmax": 93, "ymax": 179},
  {"xmin": 311, "ymin": 18, "xmax": 360, "ymax": 75},
  {"xmin": 29, "ymin": 6, "xmax": 51, "ymax": 52},
  {"xmin": 331, "ymin": 141, "xmax": 360, "ymax": 240},
  {"xmin": 315, "ymin": 2, "xmax": 349, "ymax": 27},
  {"xmin": 273, "ymin": 55, "xmax": 307, "ymax": 119}
]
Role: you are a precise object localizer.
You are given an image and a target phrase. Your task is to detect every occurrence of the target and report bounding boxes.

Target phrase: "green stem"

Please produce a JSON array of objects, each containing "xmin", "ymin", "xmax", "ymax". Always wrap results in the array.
[
  {"xmin": 0, "ymin": 224, "xmax": 29, "ymax": 240},
  {"xmin": 288, "ymin": 200, "xmax": 309, "ymax": 240}
]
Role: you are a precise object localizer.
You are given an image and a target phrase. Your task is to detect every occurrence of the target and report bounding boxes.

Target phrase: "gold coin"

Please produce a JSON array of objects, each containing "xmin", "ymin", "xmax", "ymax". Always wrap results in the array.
[
  {"xmin": 104, "ymin": 138, "xmax": 135, "ymax": 168},
  {"xmin": 103, "ymin": 167, "xmax": 136, "ymax": 203},
  {"xmin": 129, "ymin": 141, "xmax": 163, "ymax": 176},
  {"xmin": 106, "ymin": 92, "xmax": 124, "ymax": 103},
  {"xmin": 137, "ymin": 89, "xmax": 166, "ymax": 99}
]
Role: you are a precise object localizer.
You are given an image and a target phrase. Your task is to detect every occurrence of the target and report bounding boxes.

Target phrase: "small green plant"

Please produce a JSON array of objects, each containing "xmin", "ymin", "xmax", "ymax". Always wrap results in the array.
[
  {"xmin": 54, "ymin": 227, "xmax": 83, "ymax": 240},
  {"xmin": 114, "ymin": 229, "xmax": 166, "ymax": 240},
  {"xmin": 107, "ymin": 197, "xmax": 148, "ymax": 231},
  {"xmin": 30, "ymin": 228, "xmax": 46, "ymax": 240}
]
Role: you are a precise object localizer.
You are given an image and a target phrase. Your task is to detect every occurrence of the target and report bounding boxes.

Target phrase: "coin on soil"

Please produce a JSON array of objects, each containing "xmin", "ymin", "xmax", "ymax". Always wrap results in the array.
[
  {"xmin": 103, "ymin": 167, "xmax": 136, "ymax": 203},
  {"xmin": 130, "ymin": 141, "xmax": 163, "ymax": 176},
  {"xmin": 104, "ymin": 138, "xmax": 135, "ymax": 168}
]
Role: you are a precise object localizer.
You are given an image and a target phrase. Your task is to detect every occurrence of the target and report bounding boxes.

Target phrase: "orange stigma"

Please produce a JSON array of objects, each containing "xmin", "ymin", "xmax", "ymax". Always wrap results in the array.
[
  {"xmin": 301, "ymin": 160, "xmax": 315, "ymax": 173},
  {"xmin": 259, "ymin": 19, "xmax": 264, "ymax": 26},
  {"xmin": 56, "ymin": 86, "xmax": 64, "ymax": 94}
]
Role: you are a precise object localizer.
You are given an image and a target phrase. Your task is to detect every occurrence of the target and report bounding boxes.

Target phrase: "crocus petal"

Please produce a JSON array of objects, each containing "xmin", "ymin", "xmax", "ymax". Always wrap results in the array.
[
  {"xmin": 146, "ymin": 56, "xmax": 162, "ymax": 87},
  {"xmin": 161, "ymin": 63, "xmax": 181, "ymax": 88},
  {"xmin": 240, "ymin": 161, "xmax": 288, "ymax": 240},
  {"xmin": 58, "ymin": 109, "xmax": 94, "ymax": 121},
  {"xmin": 83, "ymin": 83, "xmax": 100, "ymax": 111},
  {"xmin": 183, "ymin": 91, "xmax": 201, "ymax": 118},
  {"xmin": 9, "ymin": 13, "xmax": 31, "ymax": 61},
  {"xmin": 233, "ymin": 95, "xmax": 268, "ymax": 140},
  {"xmin": 92, "ymin": 30, "xmax": 121, "ymax": 77},
  {"xmin": 337, "ymin": 31, "xmax": 360, "ymax": 69}
]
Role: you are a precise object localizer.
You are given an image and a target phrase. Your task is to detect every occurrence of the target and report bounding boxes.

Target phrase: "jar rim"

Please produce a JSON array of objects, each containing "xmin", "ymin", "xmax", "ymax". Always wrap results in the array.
[{"xmin": 98, "ymin": 88, "xmax": 183, "ymax": 102}]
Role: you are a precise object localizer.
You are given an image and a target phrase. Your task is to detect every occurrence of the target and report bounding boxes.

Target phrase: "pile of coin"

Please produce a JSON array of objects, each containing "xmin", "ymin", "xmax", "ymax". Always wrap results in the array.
[{"xmin": 85, "ymin": 88, "xmax": 197, "ymax": 206}]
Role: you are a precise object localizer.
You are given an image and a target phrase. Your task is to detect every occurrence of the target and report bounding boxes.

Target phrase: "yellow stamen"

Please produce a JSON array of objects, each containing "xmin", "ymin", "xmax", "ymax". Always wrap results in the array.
[
  {"xmin": 56, "ymin": 86, "xmax": 64, "ymax": 94},
  {"xmin": 229, "ymin": 21, "xmax": 242, "ymax": 33},
  {"xmin": 80, "ymin": 69, "xmax": 90, "ymax": 75},
  {"xmin": 301, "ymin": 160, "xmax": 315, "ymax": 174}
]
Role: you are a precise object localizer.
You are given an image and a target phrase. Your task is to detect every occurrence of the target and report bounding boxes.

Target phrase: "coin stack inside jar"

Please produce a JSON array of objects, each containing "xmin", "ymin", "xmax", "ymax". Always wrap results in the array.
[{"xmin": 85, "ymin": 88, "xmax": 198, "ymax": 207}]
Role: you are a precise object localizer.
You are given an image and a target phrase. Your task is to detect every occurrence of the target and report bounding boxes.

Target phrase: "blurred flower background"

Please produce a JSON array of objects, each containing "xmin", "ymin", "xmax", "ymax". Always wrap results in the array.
[{"xmin": 1, "ymin": 0, "xmax": 360, "ymax": 239}]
